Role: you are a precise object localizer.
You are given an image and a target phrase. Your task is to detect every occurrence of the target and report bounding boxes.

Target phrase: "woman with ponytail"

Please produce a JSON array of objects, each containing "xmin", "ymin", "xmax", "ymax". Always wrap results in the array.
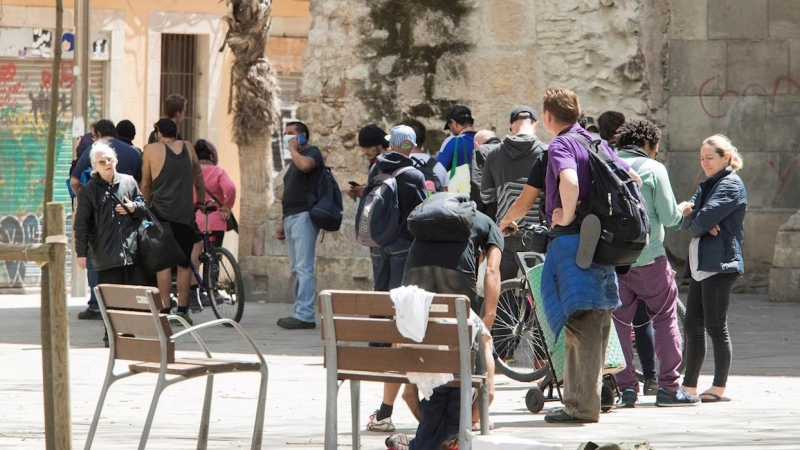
[{"xmin": 680, "ymin": 134, "xmax": 747, "ymax": 403}]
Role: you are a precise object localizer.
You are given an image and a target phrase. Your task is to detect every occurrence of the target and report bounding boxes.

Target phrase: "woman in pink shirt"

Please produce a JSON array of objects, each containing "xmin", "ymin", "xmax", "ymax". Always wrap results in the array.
[{"xmin": 193, "ymin": 139, "xmax": 237, "ymax": 247}]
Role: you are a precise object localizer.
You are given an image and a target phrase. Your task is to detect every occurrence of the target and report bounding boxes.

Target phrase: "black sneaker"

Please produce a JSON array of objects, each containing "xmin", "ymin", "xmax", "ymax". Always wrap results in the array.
[
  {"xmin": 78, "ymin": 308, "xmax": 102, "ymax": 320},
  {"xmin": 544, "ymin": 408, "xmax": 595, "ymax": 423},
  {"xmin": 655, "ymin": 387, "xmax": 700, "ymax": 407},
  {"xmin": 620, "ymin": 388, "xmax": 637, "ymax": 408},
  {"xmin": 277, "ymin": 317, "xmax": 316, "ymax": 330},
  {"xmin": 643, "ymin": 378, "xmax": 659, "ymax": 396}
]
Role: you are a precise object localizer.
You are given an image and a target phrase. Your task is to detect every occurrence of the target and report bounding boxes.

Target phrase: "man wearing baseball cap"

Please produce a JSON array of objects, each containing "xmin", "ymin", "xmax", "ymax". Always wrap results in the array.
[
  {"xmin": 437, "ymin": 105, "xmax": 477, "ymax": 194},
  {"xmin": 349, "ymin": 124, "xmax": 390, "ymax": 200},
  {"xmin": 364, "ymin": 124, "xmax": 428, "ymax": 433}
]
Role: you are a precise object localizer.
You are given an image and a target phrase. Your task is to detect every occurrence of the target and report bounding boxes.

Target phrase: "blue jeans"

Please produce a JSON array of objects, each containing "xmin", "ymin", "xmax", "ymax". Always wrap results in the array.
[
  {"xmin": 86, "ymin": 251, "xmax": 99, "ymax": 311},
  {"xmin": 284, "ymin": 212, "xmax": 319, "ymax": 323},
  {"xmin": 370, "ymin": 237, "xmax": 412, "ymax": 291}
]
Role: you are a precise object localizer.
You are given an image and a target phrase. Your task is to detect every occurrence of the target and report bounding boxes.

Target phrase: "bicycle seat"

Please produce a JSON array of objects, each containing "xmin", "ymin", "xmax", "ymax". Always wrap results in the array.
[{"xmin": 196, "ymin": 204, "xmax": 218, "ymax": 214}]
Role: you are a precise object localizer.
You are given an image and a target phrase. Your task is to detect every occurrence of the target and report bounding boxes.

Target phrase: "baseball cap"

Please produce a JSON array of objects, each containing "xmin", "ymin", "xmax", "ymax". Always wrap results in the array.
[
  {"xmin": 388, "ymin": 125, "xmax": 417, "ymax": 148},
  {"xmin": 510, "ymin": 106, "xmax": 537, "ymax": 123},
  {"xmin": 444, "ymin": 105, "xmax": 473, "ymax": 130},
  {"xmin": 585, "ymin": 115, "xmax": 598, "ymax": 131},
  {"xmin": 358, "ymin": 124, "xmax": 389, "ymax": 148}
]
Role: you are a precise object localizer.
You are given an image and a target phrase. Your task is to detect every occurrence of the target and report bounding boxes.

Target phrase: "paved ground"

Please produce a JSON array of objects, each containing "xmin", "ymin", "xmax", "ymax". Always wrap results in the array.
[{"xmin": 1, "ymin": 292, "xmax": 799, "ymax": 449}]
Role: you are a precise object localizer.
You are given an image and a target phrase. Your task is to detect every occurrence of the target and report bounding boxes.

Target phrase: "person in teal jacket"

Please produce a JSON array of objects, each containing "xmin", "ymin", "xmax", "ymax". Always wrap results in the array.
[{"xmin": 611, "ymin": 120, "xmax": 700, "ymax": 408}]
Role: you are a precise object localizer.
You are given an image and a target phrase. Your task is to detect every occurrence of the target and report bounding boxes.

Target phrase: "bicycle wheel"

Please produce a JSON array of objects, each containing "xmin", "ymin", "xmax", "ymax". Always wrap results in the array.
[
  {"xmin": 204, "ymin": 247, "xmax": 245, "ymax": 323},
  {"xmin": 492, "ymin": 278, "xmax": 551, "ymax": 382}
]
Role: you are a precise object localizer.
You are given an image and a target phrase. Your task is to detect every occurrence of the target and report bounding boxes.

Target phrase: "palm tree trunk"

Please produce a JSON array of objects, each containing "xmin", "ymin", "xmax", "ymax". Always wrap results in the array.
[{"xmin": 237, "ymin": 135, "xmax": 273, "ymax": 258}]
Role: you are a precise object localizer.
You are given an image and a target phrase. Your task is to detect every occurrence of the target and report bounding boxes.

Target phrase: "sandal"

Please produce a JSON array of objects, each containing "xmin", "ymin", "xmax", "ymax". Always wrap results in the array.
[
  {"xmin": 700, "ymin": 392, "xmax": 731, "ymax": 403},
  {"xmin": 471, "ymin": 421, "xmax": 494, "ymax": 431}
]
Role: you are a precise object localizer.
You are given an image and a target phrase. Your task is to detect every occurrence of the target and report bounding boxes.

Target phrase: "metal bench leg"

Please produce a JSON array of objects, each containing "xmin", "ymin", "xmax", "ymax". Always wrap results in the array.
[
  {"xmin": 251, "ymin": 368, "xmax": 269, "ymax": 450},
  {"xmin": 350, "ymin": 380, "xmax": 360, "ymax": 450},
  {"xmin": 197, "ymin": 374, "xmax": 214, "ymax": 450},
  {"xmin": 84, "ymin": 374, "xmax": 117, "ymax": 450},
  {"xmin": 324, "ymin": 374, "xmax": 339, "ymax": 449},
  {"xmin": 138, "ymin": 374, "xmax": 168, "ymax": 450},
  {"xmin": 478, "ymin": 384, "xmax": 489, "ymax": 435}
]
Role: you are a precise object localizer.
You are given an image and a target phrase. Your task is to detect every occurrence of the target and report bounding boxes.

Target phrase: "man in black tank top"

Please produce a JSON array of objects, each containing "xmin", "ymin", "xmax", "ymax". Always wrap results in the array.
[{"xmin": 141, "ymin": 118, "xmax": 206, "ymax": 325}]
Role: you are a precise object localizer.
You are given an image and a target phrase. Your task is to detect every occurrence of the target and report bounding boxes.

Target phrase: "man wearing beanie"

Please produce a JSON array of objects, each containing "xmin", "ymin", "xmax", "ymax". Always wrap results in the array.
[
  {"xmin": 349, "ymin": 124, "xmax": 389, "ymax": 200},
  {"xmin": 364, "ymin": 124, "xmax": 427, "ymax": 433}
]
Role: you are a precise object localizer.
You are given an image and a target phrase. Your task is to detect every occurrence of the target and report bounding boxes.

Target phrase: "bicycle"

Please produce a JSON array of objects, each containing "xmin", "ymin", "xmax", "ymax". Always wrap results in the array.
[{"xmin": 172, "ymin": 203, "xmax": 245, "ymax": 323}]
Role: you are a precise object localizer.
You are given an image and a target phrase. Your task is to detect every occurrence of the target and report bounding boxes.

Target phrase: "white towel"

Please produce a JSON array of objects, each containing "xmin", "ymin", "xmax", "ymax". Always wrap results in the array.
[{"xmin": 390, "ymin": 285, "xmax": 435, "ymax": 342}]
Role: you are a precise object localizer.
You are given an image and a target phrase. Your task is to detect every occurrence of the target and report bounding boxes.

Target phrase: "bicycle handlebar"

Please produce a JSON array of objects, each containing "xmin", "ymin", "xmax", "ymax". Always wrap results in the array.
[{"xmin": 195, "ymin": 203, "xmax": 218, "ymax": 214}]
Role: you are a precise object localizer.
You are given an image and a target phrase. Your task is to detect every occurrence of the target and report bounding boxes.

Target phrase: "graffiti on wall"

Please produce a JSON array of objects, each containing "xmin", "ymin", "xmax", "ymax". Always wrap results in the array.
[{"xmin": 0, "ymin": 60, "xmax": 73, "ymax": 288}]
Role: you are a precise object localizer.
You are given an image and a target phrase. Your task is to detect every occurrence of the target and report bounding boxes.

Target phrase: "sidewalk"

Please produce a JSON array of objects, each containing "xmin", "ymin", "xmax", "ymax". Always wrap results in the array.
[{"xmin": 1, "ymin": 293, "xmax": 799, "ymax": 449}]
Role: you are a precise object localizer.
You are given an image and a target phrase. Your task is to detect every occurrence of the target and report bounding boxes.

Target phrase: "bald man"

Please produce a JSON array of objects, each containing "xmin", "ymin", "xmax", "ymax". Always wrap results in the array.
[{"xmin": 471, "ymin": 130, "xmax": 501, "ymax": 221}]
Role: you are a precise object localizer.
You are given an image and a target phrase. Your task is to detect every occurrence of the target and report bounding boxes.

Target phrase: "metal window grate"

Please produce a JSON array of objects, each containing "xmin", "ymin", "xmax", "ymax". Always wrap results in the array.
[{"xmin": 160, "ymin": 34, "xmax": 198, "ymax": 143}]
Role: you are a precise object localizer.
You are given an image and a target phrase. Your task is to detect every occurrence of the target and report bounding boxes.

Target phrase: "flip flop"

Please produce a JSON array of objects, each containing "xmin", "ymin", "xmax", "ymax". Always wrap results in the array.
[
  {"xmin": 576, "ymin": 214, "xmax": 601, "ymax": 269},
  {"xmin": 700, "ymin": 392, "xmax": 731, "ymax": 403}
]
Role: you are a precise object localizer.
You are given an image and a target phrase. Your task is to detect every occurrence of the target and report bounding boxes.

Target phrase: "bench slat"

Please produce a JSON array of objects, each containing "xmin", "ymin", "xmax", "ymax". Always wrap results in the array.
[
  {"xmin": 177, "ymin": 358, "xmax": 261, "ymax": 372},
  {"xmin": 336, "ymin": 370, "xmax": 486, "ymax": 387},
  {"xmin": 318, "ymin": 290, "xmax": 466, "ymax": 318},
  {"xmin": 115, "ymin": 337, "xmax": 174, "ymax": 363},
  {"xmin": 108, "ymin": 310, "xmax": 170, "ymax": 337},
  {"xmin": 335, "ymin": 346, "xmax": 472, "ymax": 374},
  {"xmin": 323, "ymin": 318, "xmax": 466, "ymax": 346},
  {"xmin": 97, "ymin": 284, "xmax": 168, "ymax": 311},
  {"xmin": 129, "ymin": 362, "xmax": 208, "ymax": 377}
]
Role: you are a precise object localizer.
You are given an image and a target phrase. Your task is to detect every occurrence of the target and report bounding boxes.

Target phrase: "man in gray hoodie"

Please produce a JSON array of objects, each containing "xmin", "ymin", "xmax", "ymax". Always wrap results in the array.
[{"xmin": 480, "ymin": 106, "xmax": 547, "ymax": 281}]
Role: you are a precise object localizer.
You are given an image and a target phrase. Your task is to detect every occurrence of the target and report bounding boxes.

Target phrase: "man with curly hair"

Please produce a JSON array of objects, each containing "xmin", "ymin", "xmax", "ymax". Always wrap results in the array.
[{"xmin": 611, "ymin": 119, "xmax": 700, "ymax": 407}]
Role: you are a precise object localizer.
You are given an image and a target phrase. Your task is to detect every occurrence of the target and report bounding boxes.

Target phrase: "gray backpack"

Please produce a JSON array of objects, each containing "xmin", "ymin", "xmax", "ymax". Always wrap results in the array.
[{"xmin": 355, "ymin": 166, "xmax": 415, "ymax": 247}]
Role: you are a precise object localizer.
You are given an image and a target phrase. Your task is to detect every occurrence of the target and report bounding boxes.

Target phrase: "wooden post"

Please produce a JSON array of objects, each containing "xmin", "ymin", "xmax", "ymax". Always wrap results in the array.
[{"xmin": 42, "ymin": 202, "xmax": 71, "ymax": 449}]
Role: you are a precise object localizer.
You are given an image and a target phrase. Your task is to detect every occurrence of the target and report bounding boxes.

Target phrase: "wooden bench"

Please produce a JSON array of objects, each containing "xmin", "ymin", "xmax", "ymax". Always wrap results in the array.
[
  {"xmin": 318, "ymin": 290, "xmax": 489, "ymax": 450},
  {"xmin": 85, "ymin": 284, "xmax": 268, "ymax": 450}
]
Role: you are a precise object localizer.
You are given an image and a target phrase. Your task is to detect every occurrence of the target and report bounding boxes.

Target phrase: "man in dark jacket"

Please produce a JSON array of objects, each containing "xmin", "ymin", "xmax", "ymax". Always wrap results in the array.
[
  {"xmin": 365, "ymin": 124, "xmax": 428, "ymax": 433},
  {"xmin": 480, "ymin": 106, "xmax": 547, "ymax": 281},
  {"xmin": 470, "ymin": 130, "xmax": 500, "ymax": 221}
]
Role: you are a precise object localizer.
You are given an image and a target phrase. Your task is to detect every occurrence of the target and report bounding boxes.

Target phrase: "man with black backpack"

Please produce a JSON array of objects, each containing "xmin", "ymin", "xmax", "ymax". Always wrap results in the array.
[
  {"xmin": 538, "ymin": 88, "xmax": 642, "ymax": 424},
  {"xmin": 275, "ymin": 121, "xmax": 324, "ymax": 330},
  {"xmin": 360, "ymin": 124, "xmax": 427, "ymax": 432}
]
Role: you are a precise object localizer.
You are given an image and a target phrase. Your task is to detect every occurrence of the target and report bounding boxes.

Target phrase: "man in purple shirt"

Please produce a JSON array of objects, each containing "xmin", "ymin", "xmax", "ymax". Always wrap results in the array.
[{"xmin": 539, "ymin": 87, "xmax": 640, "ymax": 424}]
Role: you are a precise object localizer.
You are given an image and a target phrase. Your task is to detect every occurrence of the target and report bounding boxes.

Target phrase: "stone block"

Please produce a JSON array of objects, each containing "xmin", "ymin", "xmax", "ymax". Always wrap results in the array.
[
  {"xmin": 662, "ymin": 152, "xmax": 704, "ymax": 203},
  {"xmin": 762, "ymin": 96, "xmax": 800, "ymax": 151},
  {"xmin": 769, "ymin": 267, "xmax": 800, "ymax": 301},
  {"xmin": 718, "ymin": 96, "xmax": 767, "ymax": 153},
  {"xmin": 708, "ymin": 0, "xmax": 768, "ymax": 39},
  {"xmin": 769, "ymin": 0, "xmax": 800, "ymax": 38},
  {"xmin": 734, "ymin": 152, "xmax": 800, "ymax": 209},
  {"xmin": 727, "ymin": 41, "xmax": 790, "ymax": 95},
  {"xmin": 745, "ymin": 211, "xmax": 795, "ymax": 265},
  {"xmin": 669, "ymin": 40, "xmax": 726, "ymax": 96},
  {"xmin": 487, "ymin": 0, "xmax": 537, "ymax": 46},
  {"xmin": 667, "ymin": 96, "xmax": 720, "ymax": 152},
  {"xmin": 670, "ymin": 0, "xmax": 707, "ymax": 40},
  {"xmin": 773, "ymin": 230, "xmax": 800, "ymax": 266}
]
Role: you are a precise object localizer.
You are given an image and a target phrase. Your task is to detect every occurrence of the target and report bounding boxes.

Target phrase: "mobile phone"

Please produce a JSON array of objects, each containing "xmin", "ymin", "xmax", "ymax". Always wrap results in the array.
[
  {"xmin": 348, "ymin": 181, "xmax": 361, "ymax": 187},
  {"xmin": 297, "ymin": 134, "xmax": 307, "ymax": 145}
]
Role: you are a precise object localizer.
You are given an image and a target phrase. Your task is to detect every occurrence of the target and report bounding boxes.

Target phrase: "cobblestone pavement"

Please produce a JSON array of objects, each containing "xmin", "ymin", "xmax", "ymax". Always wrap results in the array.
[{"xmin": 1, "ymin": 293, "xmax": 798, "ymax": 449}]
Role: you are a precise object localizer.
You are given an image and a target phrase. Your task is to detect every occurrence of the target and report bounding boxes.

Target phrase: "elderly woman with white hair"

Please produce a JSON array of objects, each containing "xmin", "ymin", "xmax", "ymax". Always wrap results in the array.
[{"xmin": 74, "ymin": 141, "xmax": 148, "ymax": 288}]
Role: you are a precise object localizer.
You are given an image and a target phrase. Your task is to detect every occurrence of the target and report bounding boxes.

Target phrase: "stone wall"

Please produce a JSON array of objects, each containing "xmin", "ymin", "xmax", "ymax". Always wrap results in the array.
[
  {"xmin": 257, "ymin": 0, "xmax": 659, "ymax": 302},
  {"xmin": 257, "ymin": 0, "xmax": 800, "ymax": 302},
  {"xmin": 664, "ymin": 0, "xmax": 800, "ymax": 293}
]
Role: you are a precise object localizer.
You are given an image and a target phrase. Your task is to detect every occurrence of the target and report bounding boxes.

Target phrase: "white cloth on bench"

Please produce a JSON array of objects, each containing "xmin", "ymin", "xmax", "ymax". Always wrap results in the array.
[{"xmin": 390, "ymin": 285, "xmax": 435, "ymax": 343}]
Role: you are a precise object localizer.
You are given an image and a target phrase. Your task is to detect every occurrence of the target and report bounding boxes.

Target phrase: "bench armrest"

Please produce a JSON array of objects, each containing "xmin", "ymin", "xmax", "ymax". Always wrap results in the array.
[{"xmin": 169, "ymin": 318, "xmax": 267, "ymax": 367}]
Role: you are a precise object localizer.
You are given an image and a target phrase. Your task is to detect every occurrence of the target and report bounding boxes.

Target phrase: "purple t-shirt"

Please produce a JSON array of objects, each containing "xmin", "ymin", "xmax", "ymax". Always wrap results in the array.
[{"xmin": 545, "ymin": 123, "xmax": 630, "ymax": 224}]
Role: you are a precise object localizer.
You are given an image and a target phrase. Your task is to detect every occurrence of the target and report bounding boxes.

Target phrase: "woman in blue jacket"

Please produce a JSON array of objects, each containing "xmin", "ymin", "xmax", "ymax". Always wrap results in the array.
[{"xmin": 680, "ymin": 134, "xmax": 746, "ymax": 403}]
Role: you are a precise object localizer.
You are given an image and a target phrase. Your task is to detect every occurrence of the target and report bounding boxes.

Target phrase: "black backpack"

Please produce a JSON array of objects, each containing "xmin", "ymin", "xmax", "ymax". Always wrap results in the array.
[
  {"xmin": 412, "ymin": 156, "xmax": 442, "ymax": 192},
  {"xmin": 407, "ymin": 192, "xmax": 476, "ymax": 243},
  {"xmin": 355, "ymin": 166, "xmax": 415, "ymax": 247},
  {"xmin": 308, "ymin": 164, "xmax": 344, "ymax": 232},
  {"xmin": 566, "ymin": 133, "xmax": 650, "ymax": 268}
]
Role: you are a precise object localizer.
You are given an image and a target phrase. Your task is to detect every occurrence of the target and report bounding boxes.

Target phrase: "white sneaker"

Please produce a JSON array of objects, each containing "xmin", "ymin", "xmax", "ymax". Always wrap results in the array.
[{"xmin": 366, "ymin": 410, "xmax": 396, "ymax": 432}]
